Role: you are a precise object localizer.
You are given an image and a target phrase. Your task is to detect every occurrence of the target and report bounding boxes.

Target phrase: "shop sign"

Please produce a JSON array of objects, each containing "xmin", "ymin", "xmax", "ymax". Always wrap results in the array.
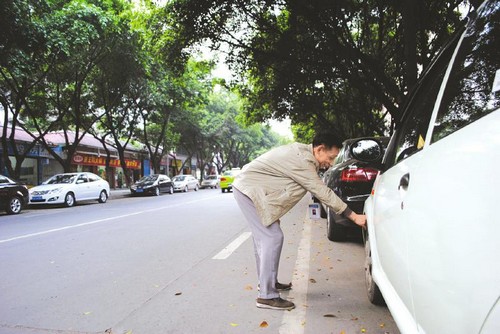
[{"xmin": 72, "ymin": 154, "xmax": 141, "ymax": 169}]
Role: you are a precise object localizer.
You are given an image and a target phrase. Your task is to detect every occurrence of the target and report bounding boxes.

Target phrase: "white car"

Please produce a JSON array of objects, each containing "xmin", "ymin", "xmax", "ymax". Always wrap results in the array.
[
  {"xmin": 200, "ymin": 175, "xmax": 219, "ymax": 189},
  {"xmin": 356, "ymin": 2, "xmax": 500, "ymax": 333},
  {"xmin": 29, "ymin": 172, "xmax": 110, "ymax": 207},
  {"xmin": 172, "ymin": 175, "xmax": 199, "ymax": 192}
]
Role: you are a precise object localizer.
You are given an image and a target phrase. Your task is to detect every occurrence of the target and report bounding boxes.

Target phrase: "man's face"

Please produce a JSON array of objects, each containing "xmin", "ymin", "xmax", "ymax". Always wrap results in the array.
[{"xmin": 314, "ymin": 145, "xmax": 340, "ymax": 170}]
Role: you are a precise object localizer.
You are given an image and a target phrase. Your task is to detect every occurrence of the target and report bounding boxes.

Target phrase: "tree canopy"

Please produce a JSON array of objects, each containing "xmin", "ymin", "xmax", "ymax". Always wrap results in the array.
[{"xmin": 166, "ymin": 0, "xmax": 474, "ymax": 138}]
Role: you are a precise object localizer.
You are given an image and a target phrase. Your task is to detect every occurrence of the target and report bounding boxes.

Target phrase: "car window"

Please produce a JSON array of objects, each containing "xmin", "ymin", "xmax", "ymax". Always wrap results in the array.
[
  {"xmin": 389, "ymin": 35, "xmax": 461, "ymax": 166},
  {"xmin": 77, "ymin": 175, "xmax": 88, "ymax": 183},
  {"xmin": 87, "ymin": 174, "xmax": 99, "ymax": 182},
  {"xmin": 431, "ymin": 2, "xmax": 500, "ymax": 143},
  {"xmin": 0, "ymin": 176, "xmax": 9, "ymax": 184},
  {"xmin": 48, "ymin": 174, "xmax": 76, "ymax": 184}
]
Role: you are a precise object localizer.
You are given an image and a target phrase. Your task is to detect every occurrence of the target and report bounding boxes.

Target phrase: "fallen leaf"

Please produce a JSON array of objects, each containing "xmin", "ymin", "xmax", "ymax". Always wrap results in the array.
[
  {"xmin": 323, "ymin": 314, "xmax": 337, "ymax": 318},
  {"xmin": 175, "ymin": 292, "xmax": 182, "ymax": 296},
  {"xmin": 244, "ymin": 284, "xmax": 253, "ymax": 290},
  {"xmin": 379, "ymin": 323, "xmax": 385, "ymax": 328},
  {"xmin": 309, "ymin": 278, "xmax": 317, "ymax": 283},
  {"xmin": 361, "ymin": 328, "xmax": 366, "ymax": 333},
  {"xmin": 340, "ymin": 331, "xmax": 346, "ymax": 334},
  {"xmin": 351, "ymin": 316, "xmax": 358, "ymax": 321},
  {"xmin": 259, "ymin": 321, "xmax": 268, "ymax": 328},
  {"xmin": 83, "ymin": 311, "xmax": 92, "ymax": 316},
  {"xmin": 230, "ymin": 323, "xmax": 239, "ymax": 327}
]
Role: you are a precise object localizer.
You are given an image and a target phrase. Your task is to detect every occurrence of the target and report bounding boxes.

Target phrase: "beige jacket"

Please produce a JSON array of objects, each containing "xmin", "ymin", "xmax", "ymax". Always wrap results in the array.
[{"xmin": 233, "ymin": 142, "xmax": 348, "ymax": 226}]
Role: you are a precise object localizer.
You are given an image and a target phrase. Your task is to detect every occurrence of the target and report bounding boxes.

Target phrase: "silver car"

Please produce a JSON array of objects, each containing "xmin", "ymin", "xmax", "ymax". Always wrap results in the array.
[{"xmin": 172, "ymin": 175, "xmax": 199, "ymax": 192}]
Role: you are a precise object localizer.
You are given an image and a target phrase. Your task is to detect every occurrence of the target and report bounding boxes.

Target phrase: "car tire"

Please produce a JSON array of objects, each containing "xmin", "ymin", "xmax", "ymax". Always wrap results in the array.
[
  {"xmin": 154, "ymin": 187, "xmax": 160, "ymax": 196},
  {"xmin": 98, "ymin": 190, "xmax": 108, "ymax": 203},
  {"xmin": 364, "ymin": 230, "xmax": 385, "ymax": 305},
  {"xmin": 326, "ymin": 208, "xmax": 348, "ymax": 242},
  {"xmin": 194, "ymin": 184, "xmax": 199, "ymax": 191},
  {"xmin": 64, "ymin": 192, "xmax": 75, "ymax": 207},
  {"xmin": 169, "ymin": 186, "xmax": 174, "ymax": 194},
  {"xmin": 184, "ymin": 185, "xmax": 188, "ymax": 192},
  {"xmin": 221, "ymin": 188, "xmax": 226, "ymax": 193},
  {"xmin": 6, "ymin": 196, "xmax": 23, "ymax": 214}
]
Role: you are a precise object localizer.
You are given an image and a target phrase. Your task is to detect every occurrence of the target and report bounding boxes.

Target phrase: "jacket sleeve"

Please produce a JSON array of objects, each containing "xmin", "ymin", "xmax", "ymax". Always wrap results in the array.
[{"xmin": 288, "ymin": 163, "xmax": 348, "ymax": 215}]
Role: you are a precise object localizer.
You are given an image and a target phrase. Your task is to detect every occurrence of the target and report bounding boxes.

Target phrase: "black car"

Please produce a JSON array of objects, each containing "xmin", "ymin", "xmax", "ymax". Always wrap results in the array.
[
  {"xmin": 320, "ymin": 137, "xmax": 389, "ymax": 241},
  {"xmin": 0, "ymin": 175, "xmax": 29, "ymax": 214},
  {"xmin": 130, "ymin": 174, "xmax": 174, "ymax": 196}
]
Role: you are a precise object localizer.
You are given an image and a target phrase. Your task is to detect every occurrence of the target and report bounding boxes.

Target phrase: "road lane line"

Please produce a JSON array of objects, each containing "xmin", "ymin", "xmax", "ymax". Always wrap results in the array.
[
  {"xmin": 0, "ymin": 195, "xmax": 219, "ymax": 244},
  {"xmin": 212, "ymin": 232, "xmax": 252, "ymax": 259},
  {"xmin": 279, "ymin": 212, "xmax": 312, "ymax": 334}
]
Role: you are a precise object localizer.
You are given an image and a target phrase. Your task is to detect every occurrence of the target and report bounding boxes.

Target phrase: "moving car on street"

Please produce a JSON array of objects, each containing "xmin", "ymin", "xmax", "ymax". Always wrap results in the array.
[
  {"xmin": 0, "ymin": 175, "xmax": 29, "ymax": 215},
  {"xmin": 172, "ymin": 175, "xmax": 199, "ymax": 192},
  {"xmin": 130, "ymin": 174, "xmax": 174, "ymax": 196},
  {"xmin": 358, "ymin": 2, "xmax": 500, "ymax": 333},
  {"xmin": 29, "ymin": 172, "xmax": 110, "ymax": 207},
  {"xmin": 220, "ymin": 168, "xmax": 241, "ymax": 193}
]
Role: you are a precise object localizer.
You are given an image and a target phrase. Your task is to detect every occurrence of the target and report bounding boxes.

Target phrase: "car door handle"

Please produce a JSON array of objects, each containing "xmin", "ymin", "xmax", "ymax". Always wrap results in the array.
[{"xmin": 398, "ymin": 173, "xmax": 410, "ymax": 191}]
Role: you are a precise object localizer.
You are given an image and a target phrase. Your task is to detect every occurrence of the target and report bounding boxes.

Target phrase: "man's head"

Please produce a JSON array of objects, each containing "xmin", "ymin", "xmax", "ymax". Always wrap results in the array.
[{"xmin": 312, "ymin": 132, "xmax": 343, "ymax": 169}]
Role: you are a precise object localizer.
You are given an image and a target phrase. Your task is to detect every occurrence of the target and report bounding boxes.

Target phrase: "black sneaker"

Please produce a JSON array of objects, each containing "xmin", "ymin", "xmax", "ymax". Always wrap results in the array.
[
  {"xmin": 275, "ymin": 282, "xmax": 292, "ymax": 291},
  {"xmin": 256, "ymin": 297, "xmax": 295, "ymax": 310}
]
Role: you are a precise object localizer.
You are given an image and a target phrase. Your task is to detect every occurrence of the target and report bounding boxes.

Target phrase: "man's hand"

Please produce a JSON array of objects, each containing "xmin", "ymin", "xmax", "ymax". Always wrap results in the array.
[{"xmin": 347, "ymin": 212, "xmax": 367, "ymax": 228}]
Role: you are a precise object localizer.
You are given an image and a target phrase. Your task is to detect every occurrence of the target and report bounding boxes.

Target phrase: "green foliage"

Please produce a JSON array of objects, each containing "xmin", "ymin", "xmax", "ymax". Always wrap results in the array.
[{"xmin": 165, "ymin": 0, "xmax": 471, "ymax": 137}]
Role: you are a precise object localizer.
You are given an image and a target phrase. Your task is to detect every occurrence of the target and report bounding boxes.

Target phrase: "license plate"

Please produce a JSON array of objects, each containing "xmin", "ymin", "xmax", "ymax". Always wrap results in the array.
[
  {"xmin": 136, "ymin": 189, "xmax": 143, "ymax": 193},
  {"xmin": 32, "ymin": 196, "xmax": 43, "ymax": 200}
]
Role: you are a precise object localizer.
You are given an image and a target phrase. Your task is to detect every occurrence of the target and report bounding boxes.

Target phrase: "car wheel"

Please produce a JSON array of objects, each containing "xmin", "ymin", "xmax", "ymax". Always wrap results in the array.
[
  {"xmin": 154, "ymin": 187, "xmax": 160, "ymax": 196},
  {"xmin": 221, "ymin": 188, "xmax": 226, "ymax": 193},
  {"xmin": 169, "ymin": 186, "xmax": 174, "ymax": 194},
  {"xmin": 194, "ymin": 184, "xmax": 199, "ymax": 191},
  {"xmin": 326, "ymin": 208, "xmax": 348, "ymax": 242},
  {"xmin": 98, "ymin": 190, "xmax": 108, "ymax": 203},
  {"xmin": 6, "ymin": 196, "xmax": 23, "ymax": 214},
  {"xmin": 184, "ymin": 185, "xmax": 188, "ymax": 192},
  {"xmin": 64, "ymin": 192, "xmax": 75, "ymax": 207},
  {"xmin": 364, "ymin": 230, "xmax": 385, "ymax": 305}
]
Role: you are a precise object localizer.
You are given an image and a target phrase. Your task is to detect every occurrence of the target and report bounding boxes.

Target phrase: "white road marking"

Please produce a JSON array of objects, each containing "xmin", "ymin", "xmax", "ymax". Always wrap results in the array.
[
  {"xmin": 0, "ymin": 195, "xmax": 219, "ymax": 244},
  {"xmin": 212, "ymin": 232, "xmax": 252, "ymax": 260},
  {"xmin": 279, "ymin": 212, "xmax": 312, "ymax": 334}
]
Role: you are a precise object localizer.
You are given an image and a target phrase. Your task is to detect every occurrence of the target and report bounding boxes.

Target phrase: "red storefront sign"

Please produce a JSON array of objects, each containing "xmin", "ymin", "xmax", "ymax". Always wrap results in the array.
[{"xmin": 72, "ymin": 154, "xmax": 141, "ymax": 169}]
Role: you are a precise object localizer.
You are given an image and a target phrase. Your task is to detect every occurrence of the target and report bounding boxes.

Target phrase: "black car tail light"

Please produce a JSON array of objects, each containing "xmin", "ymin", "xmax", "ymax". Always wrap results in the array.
[{"xmin": 341, "ymin": 167, "xmax": 379, "ymax": 182}]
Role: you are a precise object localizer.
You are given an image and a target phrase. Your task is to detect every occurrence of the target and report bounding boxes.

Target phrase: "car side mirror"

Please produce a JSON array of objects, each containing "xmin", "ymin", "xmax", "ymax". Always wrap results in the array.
[{"xmin": 350, "ymin": 139, "xmax": 384, "ymax": 163}]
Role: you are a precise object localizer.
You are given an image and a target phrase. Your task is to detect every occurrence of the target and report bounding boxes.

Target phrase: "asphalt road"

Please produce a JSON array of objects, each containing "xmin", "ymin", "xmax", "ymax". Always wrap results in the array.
[{"xmin": 0, "ymin": 188, "xmax": 399, "ymax": 334}]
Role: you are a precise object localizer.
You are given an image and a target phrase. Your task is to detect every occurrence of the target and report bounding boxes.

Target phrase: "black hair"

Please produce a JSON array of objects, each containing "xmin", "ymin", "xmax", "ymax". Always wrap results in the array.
[{"xmin": 312, "ymin": 132, "xmax": 343, "ymax": 149}]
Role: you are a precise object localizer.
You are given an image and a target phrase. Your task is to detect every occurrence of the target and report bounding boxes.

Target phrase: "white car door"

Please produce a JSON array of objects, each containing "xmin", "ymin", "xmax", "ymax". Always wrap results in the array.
[
  {"xmin": 406, "ymin": 4, "xmax": 500, "ymax": 332},
  {"xmin": 370, "ymin": 32, "xmax": 459, "ymax": 332},
  {"xmin": 75, "ymin": 173, "xmax": 92, "ymax": 199}
]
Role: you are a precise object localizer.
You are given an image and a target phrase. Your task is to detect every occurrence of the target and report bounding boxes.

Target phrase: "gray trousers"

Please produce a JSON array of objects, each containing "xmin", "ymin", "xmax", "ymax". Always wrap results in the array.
[{"xmin": 233, "ymin": 187, "xmax": 283, "ymax": 299}]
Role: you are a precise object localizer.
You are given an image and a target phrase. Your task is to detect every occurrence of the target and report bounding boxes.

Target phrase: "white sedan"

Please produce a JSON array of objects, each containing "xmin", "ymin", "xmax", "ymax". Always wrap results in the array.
[
  {"xmin": 172, "ymin": 175, "xmax": 199, "ymax": 192},
  {"xmin": 29, "ymin": 172, "xmax": 110, "ymax": 207}
]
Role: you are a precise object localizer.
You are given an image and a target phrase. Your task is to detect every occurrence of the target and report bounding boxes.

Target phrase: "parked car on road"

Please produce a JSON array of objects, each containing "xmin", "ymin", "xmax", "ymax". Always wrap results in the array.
[
  {"xmin": 320, "ymin": 137, "xmax": 389, "ymax": 242},
  {"xmin": 220, "ymin": 168, "xmax": 241, "ymax": 193},
  {"xmin": 200, "ymin": 175, "xmax": 219, "ymax": 189},
  {"xmin": 0, "ymin": 175, "xmax": 29, "ymax": 215},
  {"xmin": 29, "ymin": 172, "xmax": 110, "ymax": 207},
  {"xmin": 130, "ymin": 174, "xmax": 173, "ymax": 196},
  {"xmin": 358, "ymin": 2, "xmax": 499, "ymax": 333},
  {"xmin": 172, "ymin": 175, "xmax": 199, "ymax": 192}
]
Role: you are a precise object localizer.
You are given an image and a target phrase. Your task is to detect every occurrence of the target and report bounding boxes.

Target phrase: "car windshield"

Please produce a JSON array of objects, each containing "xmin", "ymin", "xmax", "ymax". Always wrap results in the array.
[
  {"xmin": 46, "ymin": 174, "xmax": 77, "ymax": 184},
  {"xmin": 206, "ymin": 175, "xmax": 217, "ymax": 180},
  {"xmin": 139, "ymin": 175, "xmax": 158, "ymax": 182},
  {"xmin": 173, "ymin": 176, "xmax": 185, "ymax": 181}
]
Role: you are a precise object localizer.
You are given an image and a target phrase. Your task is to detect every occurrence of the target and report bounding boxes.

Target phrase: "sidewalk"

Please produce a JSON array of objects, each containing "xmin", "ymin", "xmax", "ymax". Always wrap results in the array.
[{"xmin": 109, "ymin": 188, "xmax": 131, "ymax": 199}]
